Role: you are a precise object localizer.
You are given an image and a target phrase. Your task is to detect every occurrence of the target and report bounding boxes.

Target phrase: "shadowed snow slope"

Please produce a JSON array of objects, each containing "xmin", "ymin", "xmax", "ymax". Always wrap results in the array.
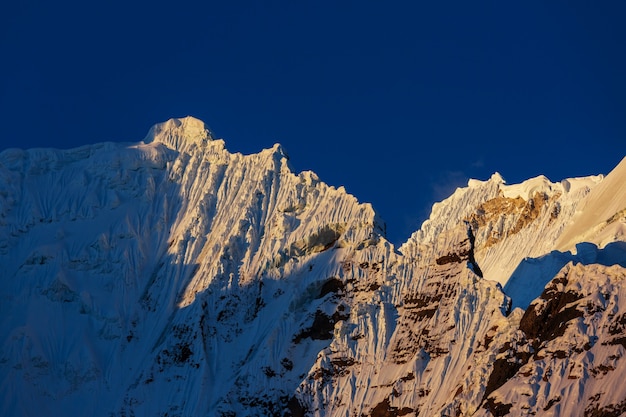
[{"xmin": 1, "ymin": 117, "xmax": 625, "ymax": 416}]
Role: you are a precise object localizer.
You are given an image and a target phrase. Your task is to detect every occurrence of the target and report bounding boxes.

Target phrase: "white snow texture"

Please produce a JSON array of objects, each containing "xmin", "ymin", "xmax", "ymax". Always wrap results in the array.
[{"xmin": 1, "ymin": 117, "xmax": 625, "ymax": 416}]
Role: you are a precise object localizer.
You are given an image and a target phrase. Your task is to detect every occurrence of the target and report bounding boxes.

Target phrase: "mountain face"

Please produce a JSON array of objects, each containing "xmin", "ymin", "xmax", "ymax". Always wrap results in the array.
[{"xmin": 1, "ymin": 117, "xmax": 625, "ymax": 417}]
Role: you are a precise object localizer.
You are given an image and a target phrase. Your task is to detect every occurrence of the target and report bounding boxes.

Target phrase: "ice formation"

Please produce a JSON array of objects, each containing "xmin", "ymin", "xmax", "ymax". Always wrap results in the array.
[{"xmin": 1, "ymin": 117, "xmax": 625, "ymax": 416}]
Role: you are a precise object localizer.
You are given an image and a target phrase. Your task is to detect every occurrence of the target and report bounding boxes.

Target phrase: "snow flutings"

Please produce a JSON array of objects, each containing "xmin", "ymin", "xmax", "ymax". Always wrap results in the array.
[{"xmin": 1, "ymin": 117, "xmax": 625, "ymax": 416}]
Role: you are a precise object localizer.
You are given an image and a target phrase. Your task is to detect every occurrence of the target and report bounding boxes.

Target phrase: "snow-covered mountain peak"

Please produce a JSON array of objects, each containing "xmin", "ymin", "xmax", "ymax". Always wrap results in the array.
[
  {"xmin": 468, "ymin": 172, "xmax": 505, "ymax": 188},
  {"xmin": 1, "ymin": 117, "xmax": 625, "ymax": 417},
  {"xmin": 253, "ymin": 142, "xmax": 291, "ymax": 165},
  {"xmin": 401, "ymin": 172, "xmax": 505, "ymax": 254},
  {"xmin": 270, "ymin": 142, "xmax": 289, "ymax": 159},
  {"xmin": 143, "ymin": 116, "xmax": 214, "ymax": 151}
]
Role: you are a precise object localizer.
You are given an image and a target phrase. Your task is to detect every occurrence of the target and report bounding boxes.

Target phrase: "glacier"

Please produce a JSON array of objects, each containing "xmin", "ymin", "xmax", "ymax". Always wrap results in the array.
[{"xmin": 1, "ymin": 116, "xmax": 625, "ymax": 416}]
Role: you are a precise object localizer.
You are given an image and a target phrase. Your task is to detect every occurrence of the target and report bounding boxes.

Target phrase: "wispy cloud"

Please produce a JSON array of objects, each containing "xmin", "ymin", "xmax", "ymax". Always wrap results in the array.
[
  {"xmin": 396, "ymin": 170, "xmax": 469, "ymax": 244},
  {"xmin": 430, "ymin": 170, "xmax": 468, "ymax": 203}
]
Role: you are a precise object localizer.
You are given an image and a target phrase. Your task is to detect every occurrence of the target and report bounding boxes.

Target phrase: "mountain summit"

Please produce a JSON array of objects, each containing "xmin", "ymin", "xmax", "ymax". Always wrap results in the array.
[
  {"xmin": 1, "ymin": 118, "xmax": 625, "ymax": 416},
  {"xmin": 145, "ymin": 116, "xmax": 213, "ymax": 150}
]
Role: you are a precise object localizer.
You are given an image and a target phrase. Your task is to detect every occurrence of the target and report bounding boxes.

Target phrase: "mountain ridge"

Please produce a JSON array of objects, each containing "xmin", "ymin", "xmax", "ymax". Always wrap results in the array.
[{"xmin": 1, "ymin": 117, "xmax": 625, "ymax": 416}]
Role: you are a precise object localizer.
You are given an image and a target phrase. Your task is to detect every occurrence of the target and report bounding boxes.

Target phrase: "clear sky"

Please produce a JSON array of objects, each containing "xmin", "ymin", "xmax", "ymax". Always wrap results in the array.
[{"xmin": 1, "ymin": 1, "xmax": 625, "ymax": 245}]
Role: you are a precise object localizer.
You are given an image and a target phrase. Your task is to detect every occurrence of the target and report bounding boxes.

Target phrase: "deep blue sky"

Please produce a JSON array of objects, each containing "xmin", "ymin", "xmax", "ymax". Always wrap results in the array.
[{"xmin": 1, "ymin": 1, "xmax": 625, "ymax": 245}]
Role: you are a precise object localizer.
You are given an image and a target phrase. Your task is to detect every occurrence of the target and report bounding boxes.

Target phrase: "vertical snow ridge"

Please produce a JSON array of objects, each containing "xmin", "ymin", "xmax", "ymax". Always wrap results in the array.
[{"xmin": 0, "ymin": 118, "xmax": 385, "ymax": 416}]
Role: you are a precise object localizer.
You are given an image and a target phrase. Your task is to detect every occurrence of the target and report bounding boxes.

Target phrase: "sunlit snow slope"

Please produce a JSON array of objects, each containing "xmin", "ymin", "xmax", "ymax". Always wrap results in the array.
[{"xmin": 1, "ymin": 117, "xmax": 625, "ymax": 417}]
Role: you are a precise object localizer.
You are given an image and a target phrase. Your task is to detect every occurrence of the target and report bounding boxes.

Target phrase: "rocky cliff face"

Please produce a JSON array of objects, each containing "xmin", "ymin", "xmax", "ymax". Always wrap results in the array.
[{"xmin": 1, "ymin": 117, "xmax": 625, "ymax": 416}]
